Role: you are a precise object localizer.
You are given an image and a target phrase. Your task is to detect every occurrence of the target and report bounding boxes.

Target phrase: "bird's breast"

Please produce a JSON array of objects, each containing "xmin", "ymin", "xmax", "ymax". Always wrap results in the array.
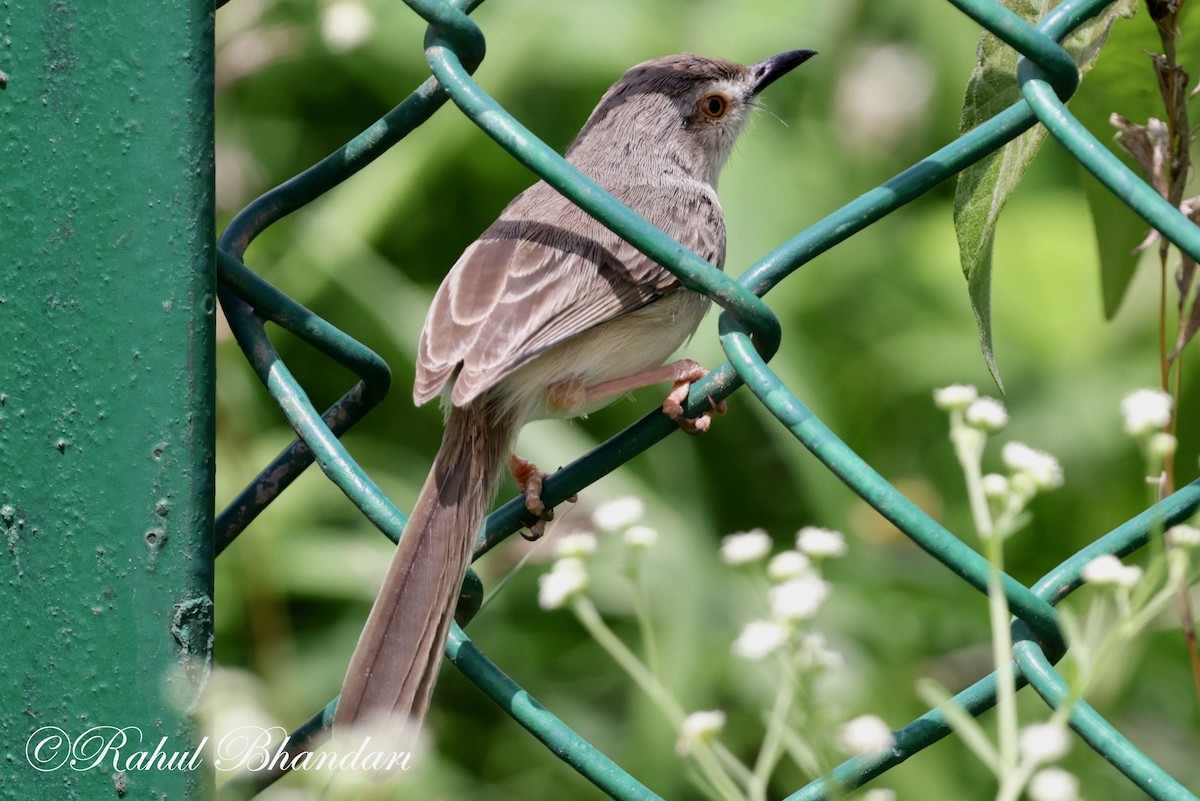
[{"xmin": 497, "ymin": 288, "xmax": 711, "ymax": 421}]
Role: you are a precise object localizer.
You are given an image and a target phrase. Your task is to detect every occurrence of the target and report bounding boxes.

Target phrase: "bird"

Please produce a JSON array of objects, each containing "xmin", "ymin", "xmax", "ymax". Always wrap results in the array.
[{"xmin": 334, "ymin": 48, "xmax": 816, "ymax": 748}]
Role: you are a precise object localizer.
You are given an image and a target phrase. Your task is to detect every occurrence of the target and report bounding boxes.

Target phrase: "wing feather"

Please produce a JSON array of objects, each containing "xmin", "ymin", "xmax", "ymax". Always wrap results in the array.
[{"xmin": 414, "ymin": 179, "xmax": 726, "ymax": 407}]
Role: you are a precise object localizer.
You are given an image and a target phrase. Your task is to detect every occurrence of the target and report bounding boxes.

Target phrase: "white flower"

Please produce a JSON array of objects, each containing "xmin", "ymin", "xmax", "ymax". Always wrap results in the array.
[
  {"xmin": 1121, "ymin": 388, "xmax": 1173, "ymax": 436},
  {"xmin": 769, "ymin": 575, "xmax": 831, "ymax": 621},
  {"xmin": 1168, "ymin": 524, "xmax": 1200, "ymax": 549},
  {"xmin": 732, "ymin": 620, "xmax": 789, "ymax": 661},
  {"xmin": 934, "ymin": 384, "xmax": 978, "ymax": 410},
  {"xmin": 767, "ymin": 550, "xmax": 813, "ymax": 582},
  {"xmin": 965, "ymin": 397, "xmax": 1008, "ymax": 431},
  {"xmin": 1028, "ymin": 767, "xmax": 1080, "ymax": 801},
  {"xmin": 1081, "ymin": 554, "xmax": 1143, "ymax": 588},
  {"xmin": 321, "ymin": 0, "xmax": 374, "ymax": 52},
  {"xmin": 796, "ymin": 631, "xmax": 844, "ymax": 670},
  {"xmin": 836, "ymin": 715, "xmax": 895, "ymax": 757},
  {"xmin": 861, "ymin": 790, "xmax": 897, "ymax": 801},
  {"xmin": 1001, "ymin": 442, "xmax": 1064, "ymax": 491},
  {"xmin": 676, "ymin": 710, "xmax": 726, "ymax": 755},
  {"xmin": 1018, "ymin": 722, "xmax": 1071, "ymax": 763},
  {"xmin": 591, "ymin": 497, "xmax": 644, "ymax": 532},
  {"xmin": 796, "ymin": 526, "xmax": 848, "ymax": 558},
  {"xmin": 623, "ymin": 524, "xmax": 658, "ymax": 550},
  {"xmin": 720, "ymin": 529, "xmax": 773, "ymax": 565},
  {"xmin": 537, "ymin": 558, "xmax": 589, "ymax": 610},
  {"xmin": 554, "ymin": 532, "xmax": 597, "ymax": 559},
  {"xmin": 982, "ymin": 473, "xmax": 1010, "ymax": 500},
  {"xmin": 1149, "ymin": 432, "xmax": 1177, "ymax": 459},
  {"xmin": 681, "ymin": 709, "xmax": 726, "ymax": 739}
]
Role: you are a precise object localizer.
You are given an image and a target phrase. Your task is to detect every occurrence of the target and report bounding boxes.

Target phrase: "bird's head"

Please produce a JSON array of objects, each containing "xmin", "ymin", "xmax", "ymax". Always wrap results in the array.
[{"xmin": 568, "ymin": 49, "xmax": 816, "ymax": 186}]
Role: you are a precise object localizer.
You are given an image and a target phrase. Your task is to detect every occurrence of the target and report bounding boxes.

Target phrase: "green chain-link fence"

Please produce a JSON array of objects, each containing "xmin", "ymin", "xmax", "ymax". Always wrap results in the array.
[{"xmin": 215, "ymin": 0, "xmax": 1200, "ymax": 799}]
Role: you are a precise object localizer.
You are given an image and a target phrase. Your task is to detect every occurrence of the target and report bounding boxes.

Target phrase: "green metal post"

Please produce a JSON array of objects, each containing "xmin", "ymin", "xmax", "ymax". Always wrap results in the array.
[{"xmin": 0, "ymin": 2, "xmax": 214, "ymax": 799}]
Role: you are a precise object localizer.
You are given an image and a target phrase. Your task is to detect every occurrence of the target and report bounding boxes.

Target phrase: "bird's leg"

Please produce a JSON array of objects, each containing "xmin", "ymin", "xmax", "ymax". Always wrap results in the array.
[
  {"xmin": 528, "ymin": 360, "xmax": 723, "ymax": 538},
  {"xmin": 508, "ymin": 454, "xmax": 553, "ymax": 540},
  {"xmin": 583, "ymin": 359, "xmax": 726, "ymax": 434}
]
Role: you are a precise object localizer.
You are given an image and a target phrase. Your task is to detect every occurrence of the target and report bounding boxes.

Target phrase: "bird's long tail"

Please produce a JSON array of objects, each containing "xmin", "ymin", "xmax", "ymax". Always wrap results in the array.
[{"xmin": 334, "ymin": 402, "xmax": 514, "ymax": 743}]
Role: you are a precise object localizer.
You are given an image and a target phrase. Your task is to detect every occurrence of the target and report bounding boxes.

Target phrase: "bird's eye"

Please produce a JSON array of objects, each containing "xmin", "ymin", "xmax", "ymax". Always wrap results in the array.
[{"xmin": 700, "ymin": 93, "xmax": 729, "ymax": 119}]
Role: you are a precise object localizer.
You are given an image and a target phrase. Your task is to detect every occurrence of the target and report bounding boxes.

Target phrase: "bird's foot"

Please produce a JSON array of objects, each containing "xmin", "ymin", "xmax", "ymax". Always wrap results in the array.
[
  {"xmin": 661, "ymin": 360, "xmax": 727, "ymax": 434},
  {"xmin": 508, "ymin": 454, "xmax": 570, "ymax": 540}
]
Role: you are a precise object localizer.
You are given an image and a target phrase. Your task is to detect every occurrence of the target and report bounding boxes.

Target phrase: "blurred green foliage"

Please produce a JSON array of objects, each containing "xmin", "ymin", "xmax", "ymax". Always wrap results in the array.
[{"xmin": 213, "ymin": 1, "xmax": 1200, "ymax": 799}]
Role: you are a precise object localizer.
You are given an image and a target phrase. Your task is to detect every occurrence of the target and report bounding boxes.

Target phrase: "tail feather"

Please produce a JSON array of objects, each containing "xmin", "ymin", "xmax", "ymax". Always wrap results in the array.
[{"xmin": 334, "ymin": 403, "xmax": 513, "ymax": 742}]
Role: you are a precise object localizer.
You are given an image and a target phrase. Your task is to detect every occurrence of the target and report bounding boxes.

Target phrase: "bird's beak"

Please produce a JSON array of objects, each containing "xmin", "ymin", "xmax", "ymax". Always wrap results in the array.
[{"xmin": 749, "ymin": 49, "xmax": 817, "ymax": 96}]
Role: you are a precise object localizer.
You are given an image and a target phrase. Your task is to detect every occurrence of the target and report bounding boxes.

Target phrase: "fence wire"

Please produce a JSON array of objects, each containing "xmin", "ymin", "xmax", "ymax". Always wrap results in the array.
[{"xmin": 214, "ymin": 0, "xmax": 1200, "ymax": 799}]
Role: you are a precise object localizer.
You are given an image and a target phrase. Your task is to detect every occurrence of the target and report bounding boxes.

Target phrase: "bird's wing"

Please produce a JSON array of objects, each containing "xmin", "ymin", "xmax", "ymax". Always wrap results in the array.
[{"xmin": 414, "ymin": 181, "xmax": 725, "ymax": 407}]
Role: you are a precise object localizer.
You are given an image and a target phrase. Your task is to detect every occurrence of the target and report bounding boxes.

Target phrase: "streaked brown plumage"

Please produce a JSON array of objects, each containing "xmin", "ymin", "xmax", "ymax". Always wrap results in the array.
[{"xmin": 335, "ymin": 49, "xmax": 815, "ymax": 749}]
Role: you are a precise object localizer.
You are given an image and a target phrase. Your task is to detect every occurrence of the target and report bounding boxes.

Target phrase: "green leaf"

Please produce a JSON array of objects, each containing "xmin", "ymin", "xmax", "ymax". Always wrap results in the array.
[
  {"xmin": 1069, "ymin": 5, "xmax": 1161, "ymax": 319},
  {"xmin": 953, "ymin": 0, "xmax": 1139, "ymax": 386},
  {"xmin": 1081, "ymin": 174, "xmax": 1149, "ymax": 318}
]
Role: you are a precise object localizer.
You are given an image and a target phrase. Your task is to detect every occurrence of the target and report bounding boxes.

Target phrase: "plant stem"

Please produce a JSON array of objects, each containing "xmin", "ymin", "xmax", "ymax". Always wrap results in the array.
[
  {"xmin": 749, "ymin": 673, "xmax": 796, "ymax": 801},
  {"xmin": 1150, "ymin": 1, "xmax": 1200, "ymax": 715},
  {"xmin": 571, "ymin": 598, "xmax": 748, "ymax": 801},
  {"xmin": 950, "ymin": 416, "xmax": 992, "ymax": 538},
  {"xmin": 985, "ymin": 544, "xmax": 1019, "ymax": 781},
  {"xmin": 572, "ymin": 598, "xmax": 683, "ymax": 723},
  {"xmin": 629, "ymin": 557, "xmax": 663, "ymax": 680},
  {"xmin": 949, "ymin": 412, "xmax": 1019, "ymax": 783}
]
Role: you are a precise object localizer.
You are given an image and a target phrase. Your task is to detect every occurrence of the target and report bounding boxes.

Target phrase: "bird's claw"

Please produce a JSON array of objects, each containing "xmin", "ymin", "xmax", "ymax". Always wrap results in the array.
[
  {"xmin": 662, "ymin": 362, "xmax": 726, "ymax": 435},
  {"xmin": 508, "ymin": 454, "xmax": 556, "ymax": 540}
]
